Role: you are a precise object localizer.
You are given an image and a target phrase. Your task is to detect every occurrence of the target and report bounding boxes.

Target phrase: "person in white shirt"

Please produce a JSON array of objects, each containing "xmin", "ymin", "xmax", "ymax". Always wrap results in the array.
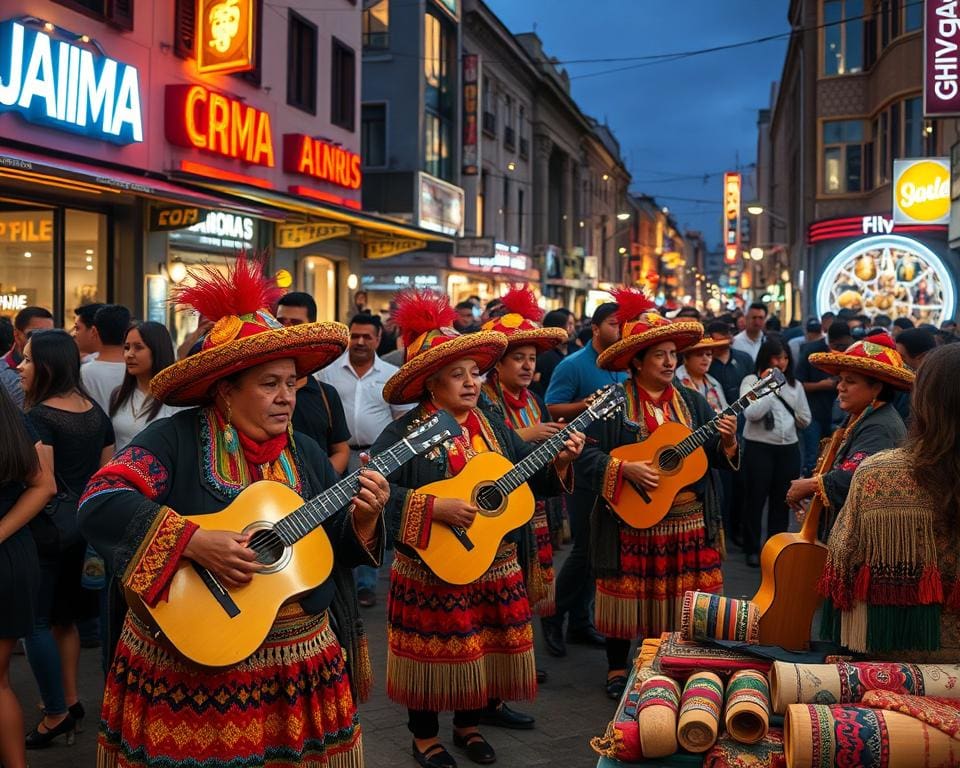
[
  {"xmin": 108, "ymin": 322, "xmax": 182, "ymax": 450},
  {"xmin": 739, "ymin": 337, "xmax": 811, "ymax": 567},
  {"xmin": 732, "ymin": 302, "xmax": 768, "ymax": 362},
  {"xmin": 80, "ymin": 304, "xmax": 130, "ymax": 413},
  {"xmin": 789, "ymin": 317, "xmax": 823, "ymax": 363},
  {"xmin": 72, "ymin": 302, "xmax": 104, "ymax": 365},
  {"xmin": 320, "ymin": 312, "xmax": 414, "ymax": 607}
]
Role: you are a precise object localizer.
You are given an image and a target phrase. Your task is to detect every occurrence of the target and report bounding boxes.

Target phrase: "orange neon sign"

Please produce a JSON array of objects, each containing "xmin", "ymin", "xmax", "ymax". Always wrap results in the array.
[
  {"xmin": 165, "ymin": 84, "xmax": 274, "ymax": 167},
  {"xmin": 196, "ymin": 0, "xmax": 255, "ymax": 75},
  {"xmin": 283, "ymin": 133, "xmax": 362, "ymax": 190}
]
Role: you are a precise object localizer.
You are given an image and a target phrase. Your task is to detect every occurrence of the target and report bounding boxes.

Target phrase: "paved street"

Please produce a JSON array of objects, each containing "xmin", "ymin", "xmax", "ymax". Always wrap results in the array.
[{"xmin": 12, "ymin": 545, "xmax": 761, "ymax": 768}]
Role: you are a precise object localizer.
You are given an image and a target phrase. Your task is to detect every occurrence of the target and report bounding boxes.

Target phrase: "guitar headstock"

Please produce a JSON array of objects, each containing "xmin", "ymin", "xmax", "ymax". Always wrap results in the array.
[
  {"xmin": 405, "ymin": 410, "xmax": 461, "ymax": 454},
  {"xmin": 756, "ymin": 367, "xmax": 787, "ymax": 395},
  {"xmin": 587, "ymin": 383, "xmax": 627, "ymax": 421}
]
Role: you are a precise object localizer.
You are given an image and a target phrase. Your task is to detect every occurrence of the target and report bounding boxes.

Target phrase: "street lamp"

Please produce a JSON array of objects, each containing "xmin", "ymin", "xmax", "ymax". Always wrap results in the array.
[
  {"xmin": 616, "ymin": 212, "xmax": 631, "ymax": 221},
  {"xmin": 744, "ymin": 201, "xmax": 787, "ymax": 226}
]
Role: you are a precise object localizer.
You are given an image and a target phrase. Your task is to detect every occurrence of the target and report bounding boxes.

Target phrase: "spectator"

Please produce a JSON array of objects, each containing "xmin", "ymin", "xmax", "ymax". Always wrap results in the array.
[
  {"xmin": 706, "ymin": 320, "xmax": 754, "ymax": 406},
  {"xmin": 0, "ymin": 386, "xmax": 56, "ymax": 768},
  {"xmin": 80, "ymin": 304, "xmax": 130, "ymax": 413},
  {"xmin": 480, "ymin": 297, "xmax": 503, "ymax": 325},
  {"xmin": 532, "ymin": 308, "xmax": 576, "ymax": 398},
  {"xmin": 873, "ymin": 313, "xmax": 893, "ymax": 332},
  {"xmin": 319, "ymin": 313, "xmax": 414, "ymax": 607},
  {"xmin": 941, "ymin": 319, "xmax": 958, "ymax": 337},
  {"xmin": 352, "ymin": 290, "xmax": 370, "ymax": 317},
  {"xmin": 0, "ymin": 316, "xmax": 11, "ymax": 356},
  {"xmin": 276, "ymin": 293, "xmax": 351, "ymax": 476},
  {"xmin": 896, "ymin": 327, "xmax": 937, "ymax": 370},
  {"xmin": 732, "ymin": 302, "xmax": 767, "ymax": 362},
  {"xmin": 675, "ymin": 306, "xmax": 701, "ymax": 320},
  {"xmin": 820, "ymin": 311, "xmax": 836, "ymax": 334},
  {"xmin": 453, "ymin": 300, "xmax": 480, "ymax": 333},
  {"xmin": 676, "ymin": 337, "xmax": 729, "ymax": 413},
  {"xmin": 764, "ymin": 316, "xmax": 782, "ymax": 334},
  {"xmin": 2, "ymin": 307, "xmax": 54, "ymax": 408},
  {"xmin": 72, "ymin": 303, "xmax": 105, "ymax": 363},
  {"xmin": 377, "ymin": 301, "xmax": 400, "ymax": 358},
  {"xmin": 789, "ymin": 317, "xmax": 822, "ymax": 363},
  {"xmin": 0, "ymin": 317, "xmax": 21, "ymax": 409},
  {"xmin": 19, "ymin": 329, "xmax": 115, "ymax": 746},
  {"xmin": 109, "ymin": 322, "xmax": 181, "ymax": 451}
]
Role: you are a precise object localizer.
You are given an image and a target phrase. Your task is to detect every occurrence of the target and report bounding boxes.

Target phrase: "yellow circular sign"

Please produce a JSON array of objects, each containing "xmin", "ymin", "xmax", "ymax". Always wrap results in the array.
[
  {"xmin": 275, "ymin": 268, "xmax": 293, "ymax": 289},
  {"xmin": 895, "ymin": 160, "xmax": 950, "ymax": 223}
]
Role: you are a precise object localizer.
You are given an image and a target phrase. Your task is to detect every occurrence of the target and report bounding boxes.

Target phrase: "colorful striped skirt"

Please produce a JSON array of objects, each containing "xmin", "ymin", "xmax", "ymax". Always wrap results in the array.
[
  {"xmin": 527, "ymin": 500, "xmax": 556, "ymax": 617},
  {"xmin": 387, "ymin": 545, "xmax": 536, "ymax": 712},
  {"xmin": 97, "ymin": 607, "xmax": 362, "ymax": 768},
  {"xmin": 596, "ymin": 499, "xmax": 723, "ymax": 640}
]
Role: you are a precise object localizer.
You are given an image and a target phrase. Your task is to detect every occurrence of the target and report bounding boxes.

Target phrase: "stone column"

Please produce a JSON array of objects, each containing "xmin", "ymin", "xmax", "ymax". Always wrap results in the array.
[
  {"xmin": 534, "ymin": 134, "xmax": 552, "ymax": 249},
  {"xmin": 562, "ymin": 154, "xmax": 575, "ymax": 252}
]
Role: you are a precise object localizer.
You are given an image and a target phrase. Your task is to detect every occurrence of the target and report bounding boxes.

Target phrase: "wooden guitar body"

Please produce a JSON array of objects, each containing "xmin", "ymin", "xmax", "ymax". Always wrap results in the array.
[
  {"xmin": 129, "ymin": 481, "xmax": 334, "ymax": 668},
  {"xmin": 609, "ymin": 422, "xmax": 708, "ymax": 529},
  {"xmin": 751, "ymin": 530, "xmax": 828, "ymax": 651},
  {"xmin": 416, "ymin": 451, "xmax": 535, "ymax": 585}
]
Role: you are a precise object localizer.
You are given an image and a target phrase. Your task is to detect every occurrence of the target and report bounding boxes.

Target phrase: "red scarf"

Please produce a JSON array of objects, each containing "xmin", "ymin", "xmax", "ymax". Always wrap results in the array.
[
  {"xmin": 236, "ymin": 428, "xmax": 289, "ymax": 465},
  {"xmin": 635, "ymin": 383, "xmax": 679, "ymax": 435},
  {"xmin": 499, "ymin": 383, "xmax": 529, "ymax": 413}
]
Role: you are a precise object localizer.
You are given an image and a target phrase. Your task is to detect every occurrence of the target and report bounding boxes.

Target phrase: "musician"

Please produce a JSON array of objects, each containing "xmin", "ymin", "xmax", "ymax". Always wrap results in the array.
[
  {"xmin": 676, "ymin": 336, "xmax": 729, "ymax": 413},
  {"xmin": 785, "ymin": 335, "xmax": 911, "ymax": 535},
  {"xmin": 78, "ymin": 256, "xmax": 387, "ymax": 768},
  {"xmin": 371, "ymin": 289, "xmax": 583, "ymax": 768},
  {"xmin": 819, "ymin": 344, "xmax": 950, "ymax": 660},
  {"xmin": 576, "ymin": 288, "xmax": 738, "ymax": 700}
]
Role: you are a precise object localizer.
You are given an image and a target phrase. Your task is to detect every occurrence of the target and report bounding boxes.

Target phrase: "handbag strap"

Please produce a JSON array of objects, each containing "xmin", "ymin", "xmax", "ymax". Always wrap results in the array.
[{"xmin": 774, "ymin": 391, "xmax": 797, "ymax": 420}]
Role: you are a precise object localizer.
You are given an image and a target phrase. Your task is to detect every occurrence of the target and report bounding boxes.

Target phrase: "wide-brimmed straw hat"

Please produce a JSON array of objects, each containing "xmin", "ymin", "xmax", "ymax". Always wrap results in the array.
[
  {"xmin": 684, "ymin": 336, "xmax": 730, "ymax": 353},
  {"xmin": 809, "ymin": 334, "xmax": 914, "ymax": 390},
  {"xmin": 382, "ymin": 289, "xmax": 508, "ymax": 405},
  {"xmin": 481, "ymin": 286, "xmax": 567, "ymax": 354},
  {"xmin": 150, "ymin": 255, "xmax": 348, "ymax": 406},
  {"xmin": 596, "ymin": 287, "xmax": 703, "ymax": 371}
]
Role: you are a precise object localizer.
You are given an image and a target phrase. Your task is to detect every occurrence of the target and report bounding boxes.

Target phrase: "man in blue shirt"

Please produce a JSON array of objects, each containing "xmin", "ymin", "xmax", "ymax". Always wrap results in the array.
[{"xmin": 542, "ymin": 302, "xmax": 626, "ymax": 657}]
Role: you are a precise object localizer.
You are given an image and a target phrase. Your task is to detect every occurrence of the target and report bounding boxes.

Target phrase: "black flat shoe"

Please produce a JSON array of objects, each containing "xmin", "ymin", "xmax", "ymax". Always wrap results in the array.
[
  {"xmin": 68, "ymin": 701, "xmax": 85, "ymax": 734},
  {"xmin": 412, "ymin": 740, "xmax": 457, "ymax": 768},
  {"xmin": 453, "ymin": 730, "xmax": 496, "ymax": 765},
  {"xmin": 605, "ymin": 674, "xmax": 628, "ymax": 701},
  {"xmin": 541, "ymin": 619, "xmax": 566, "ymax": 657},
  {"xmin": 536, "ymin": 668, "xmax": 548, "ymax": 684},
  {"xmin": 567, "ymin": 626, "xmax": 606, "ymax": 647},
  {"xmin": 479, "ymin": 701, "xmax": 535, "ymax": 730},
  {"xmin": 26, "ymin": 714, "xmax": 76, "ymax": 749}
]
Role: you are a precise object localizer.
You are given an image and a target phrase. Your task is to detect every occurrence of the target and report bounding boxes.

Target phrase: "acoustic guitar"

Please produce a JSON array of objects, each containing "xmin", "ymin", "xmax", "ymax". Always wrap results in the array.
[
  {"xmin": 416, "ymin": 384, "xmax": 626, "ymax": 585},
  {"xmin": 752, "ymin": 427, "xmax": 843, "ymax": 650},
  {"xmin": 125, "ymin": 410, "xmax": 459, "ymax": 668},
  {"xmin": 607, "ymin": 369, "xmax": 786, "ymax": 529}
]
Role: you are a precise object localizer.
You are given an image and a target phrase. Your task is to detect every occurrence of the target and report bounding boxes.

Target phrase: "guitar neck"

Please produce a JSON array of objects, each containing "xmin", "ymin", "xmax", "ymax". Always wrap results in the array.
[
  {"xmin": 274, "ymin": 439, "xmax": 415, "ymax": 544},
  {"xmin": 673, "ymin": 391, "xmax": 754, "ymax": 458},
  {"xmin": 497, "ymin": 405, "xmax": 597, "ymax": 494}
]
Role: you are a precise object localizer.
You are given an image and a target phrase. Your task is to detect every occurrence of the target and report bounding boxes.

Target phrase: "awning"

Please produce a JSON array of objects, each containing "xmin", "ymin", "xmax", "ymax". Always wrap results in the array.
[
  {"xmin": 171, "ymin": 175, "xmax": 454, "ymax": 254},
  {"xmin": 0, "ymin": 145, "xmax": 277, "ymax": 218}
]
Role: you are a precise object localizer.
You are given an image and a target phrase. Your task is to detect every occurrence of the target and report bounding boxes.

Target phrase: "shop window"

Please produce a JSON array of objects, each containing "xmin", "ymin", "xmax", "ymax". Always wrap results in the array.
[
  {"xmin": 65, "ymin": 210, "xmax": 108, "ymax": 312},
  {"xmin": 905, "ymin": 0, "xmax": 922, "ymax": 31},
  {"xmin": 331, "ymin": 38, "xmax": 356, "ymax": 131},
  {"xmin": 287, "ymin": 12, "xmax": 318, "ymax": 114},
  {"xmin": 298, "ymin": 256, "xmax": 338, "ymax": 323},
  {"xmin": 903, "ymin": 96, "xmax": 924, "ymax": 157},
  {"xmin": 482, "ymin": 77, "xmax": 496, "ymax": 137},
  {"xmin": 823, "ymin": 0, "xmax": 863, "ymax": 75},
  {"xmin": 822, "ymin": 119, "xmax": 866, "ymax": 193},
  {"xmin": 518, "ymin": 105, "xmax": 528, "ymax": 157},
  {"xmin": 361, "ymin": 103, "xmax": 387, "ymax": 167},
  {"xmin": 874, "ymin": 96, "xmax": 929, "ymax": 185},
  {"xmin": 362, "ymin": 0, "xmax": 389, "ymax": 50},
  {"xmin": 424, "ymin": 11, "xmax": 455, "ymax": 181},
  {"xmin": 504, "ymin": 95, "xmax": 515, "ymax": 149},
  {"xmin": 0, "ymin": 209, "xmax": 55, "ymax": 319},
  {"xmin": 502, "ymin": 176, "xmax": 510, "ymax": 242},
  {"xmin": 53, "ymin": 0, "xmax": 134, "ymax": 31}
]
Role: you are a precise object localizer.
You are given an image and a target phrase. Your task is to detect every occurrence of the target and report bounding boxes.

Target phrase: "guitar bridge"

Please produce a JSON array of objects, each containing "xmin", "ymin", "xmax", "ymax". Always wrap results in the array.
[
  {"xmin": 450, "ymin": 525, "xmax": 475, "ymax": 551},
  {"xmin": 193, "ymin": 562, "xmax": 241, "ymax": 618}
]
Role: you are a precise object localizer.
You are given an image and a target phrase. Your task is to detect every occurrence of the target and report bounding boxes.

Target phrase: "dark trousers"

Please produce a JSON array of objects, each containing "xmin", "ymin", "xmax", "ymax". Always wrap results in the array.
[
  {"xmin": 408, "ymin": 708, "xmax": 483, "ymax": 739},
  {"xmin": 606, "ymin": 637, "xmax": 632, "ymax": 671},
  {"xmin": 545, "ymin": 490, "xmax": 593, "ymax": 632},
  {"xmin": 742, "ymin": 439, "xmax": 802, "ymax": 556}
]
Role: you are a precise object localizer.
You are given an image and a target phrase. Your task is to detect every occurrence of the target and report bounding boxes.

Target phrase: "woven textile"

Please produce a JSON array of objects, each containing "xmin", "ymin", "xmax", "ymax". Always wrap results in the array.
[
  {"xmin": 680, "ymin": 591, "xmax": 760, "ymax": 644},
  {"xmin": 637, "ymin": 675, "xmax": 682, "ymax": 758},
  {"xmin": 97, "ymin": 610, "xmax": 362, "ymax": 768},
  {"xmin": 783, "ymin": 702, "xmax": 960, "ymax": 767},
  {"xmin": 677, "ymin": 671, "xmax": 724, "ymax": 752},
  {"xmin": 653, "ymin": 632, "xmax": 771, "ymax": 680},
  {"xmin": 861, "ymin": 690, "xmax": 960, "ymax": 738},
  {"xmin": 590, "ymin": 667, "xmax": 647, "ymax": 762},
  {"xmin": 724, "ymin": 670, "xmax": 771, "ymax": 744},
  {"xmin": 769, "ymin": 660, "xmax": 960, "ymax": 714},
  {"xmin": 703, "ymin": 727, "xmax": 786, "ymax": 768}
]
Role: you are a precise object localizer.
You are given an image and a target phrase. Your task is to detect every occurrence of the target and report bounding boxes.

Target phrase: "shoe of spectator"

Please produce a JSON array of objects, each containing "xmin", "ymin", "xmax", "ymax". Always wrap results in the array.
[{"xmin": 358, "ymin": 587, "xmax": 377, "ymax": 608}]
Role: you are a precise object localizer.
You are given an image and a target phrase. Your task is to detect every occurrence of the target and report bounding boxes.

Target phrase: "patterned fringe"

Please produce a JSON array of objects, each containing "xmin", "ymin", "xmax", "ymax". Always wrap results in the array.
[
  {"xmin": 387, "ymin": 649, "xmax": 536, "ymax": 712},
  {"xmin": 354, "ymin": 632, "xmax": 373, "ymax": 704}
]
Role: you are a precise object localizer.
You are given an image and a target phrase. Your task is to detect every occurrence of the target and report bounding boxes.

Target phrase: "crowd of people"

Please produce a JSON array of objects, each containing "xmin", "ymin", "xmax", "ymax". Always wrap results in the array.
[{"xmin": 0, "ymin": 258, "xmax": 957, "ymax": 768}]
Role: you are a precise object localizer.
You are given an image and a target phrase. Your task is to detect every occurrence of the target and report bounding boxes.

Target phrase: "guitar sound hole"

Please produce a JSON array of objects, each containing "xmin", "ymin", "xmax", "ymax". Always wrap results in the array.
[
  {"xmin": 476, "ymin": 485, "xmax": 504, "ymax": 512},
  {"xmin": 249, "ymin": 529, "xmax": 285, "ymax": 566},
  {"xmin": 658, "ymin": 448, "xmax": 682, "ymax": 472}
]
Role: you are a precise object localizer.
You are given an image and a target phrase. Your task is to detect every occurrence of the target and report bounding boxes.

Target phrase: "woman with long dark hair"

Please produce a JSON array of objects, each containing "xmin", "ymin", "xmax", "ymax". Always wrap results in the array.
[
  {"xmin": 739, "ymin": 337, "xmax": 811, "ymax": 566},
  {"xmin": 0, "ymin": 386, "xmax": 55, "ymax": 768},
  {"xmin": 109, "ymin": 321, "xmax": 180, "ymax": 451},
  {"xmin": 820, "ymin": 344, "xmax": 960, "ymax": 659},
  {"xmin": 17, "ymin": 329, "xmax": 115, "ymax": 747}
]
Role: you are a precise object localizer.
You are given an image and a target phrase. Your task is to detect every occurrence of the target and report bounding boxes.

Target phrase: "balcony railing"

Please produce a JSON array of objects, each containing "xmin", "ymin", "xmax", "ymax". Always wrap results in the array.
[{"xmin": 482, "ymin": 111, "xmax": 496, "ymax": 137}]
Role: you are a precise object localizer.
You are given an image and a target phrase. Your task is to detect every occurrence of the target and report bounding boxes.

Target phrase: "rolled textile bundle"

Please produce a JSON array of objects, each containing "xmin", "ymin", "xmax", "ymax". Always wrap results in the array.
[
  {"xmin": 704, "ymin": 728, "xmax": 786, "ymax": 768},
  {"xmin": 784, "ymin": 702, "xmax": 960, "ymax": 767},
  {"xmin": 637, "ymin": 675, "xmax": 681, "ymax": 758},
  {"xmin": 769, "ymin": 660, "xmax": 960, "ymax": 715},
  {"xmin": 723, "ymin": 669, "xmax": 770, "ymax": 744},
  {"xmin": 681, "ymin": 591, "xmax": 760, "ymax": 644},
  {"xmin": 677, "ymin": 671, "xmax": 724, "ymax": 753},
  {"xmin": 590, "ymin": 669, "xmax": 646, "ymax": 762}
]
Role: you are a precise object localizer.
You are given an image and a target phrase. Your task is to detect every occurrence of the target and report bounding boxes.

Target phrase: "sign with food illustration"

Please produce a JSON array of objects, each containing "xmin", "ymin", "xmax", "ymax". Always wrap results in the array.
[
  {"xmin": 892, "ymin": 158, "xmax": 950, "ymax": 225},
  {"xmin": 816, "ymin": 234, "xmax": 956, "ymax": 326}
]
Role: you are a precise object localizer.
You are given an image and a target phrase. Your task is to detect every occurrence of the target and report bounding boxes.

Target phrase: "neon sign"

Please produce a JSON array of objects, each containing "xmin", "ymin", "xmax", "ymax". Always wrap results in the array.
[
  {"xmin": 0, "ymin": 19, "xmax": 143, "ymax": 144},
  {"xmin": 283, "ymin": 133, "xmax": 362, "ymax": 190},
  {"xmin": 165, "ymin": 84, "xmax": 274, "ymax": 167},
  {"xmin": 197, "ymin": 0, "xmax": 255, "ymax": 75}
]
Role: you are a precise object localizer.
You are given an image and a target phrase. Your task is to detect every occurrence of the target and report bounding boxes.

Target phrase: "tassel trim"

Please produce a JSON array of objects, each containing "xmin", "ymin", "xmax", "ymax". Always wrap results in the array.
[
  {"xmin": 96, "ymin": 737, "xmax": 364, "ymax": 768},
  {"xmin": 399, "ymin": 491, "xmax": 434, "ymax": 550},
  {"xmin": 353, "ymin": 631, "xmax": 373, "ymax": 704},
  {"xmin": 602, "ymin": 457, "xmax": 624, "ymax": 505},
  {"xmin": 123, "ymin": 506, "xmax": 198, "ymax": 606}
]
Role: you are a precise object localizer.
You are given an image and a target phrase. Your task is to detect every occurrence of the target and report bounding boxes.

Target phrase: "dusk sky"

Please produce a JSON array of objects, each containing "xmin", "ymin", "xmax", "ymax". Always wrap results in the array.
[{"xmin": 485, "ymin": 0, "xmax": 791, "ymax": 248}]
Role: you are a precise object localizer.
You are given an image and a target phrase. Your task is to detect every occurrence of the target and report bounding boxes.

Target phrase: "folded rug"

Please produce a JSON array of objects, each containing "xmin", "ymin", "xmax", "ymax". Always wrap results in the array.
[
  {"xmin": 681, "ymin": 591, "xmax": 760, "ymax": 644},
  {"xmin": 677, "ymin": 670, "xmax": 724, "ymax": 753},
  {"xmin": 655, "ymin": 632, "xmax": 771, "ymax": 680},
  {"xmin": 784, "ymin": 702, "xmax": 960, "ymax": 767},
  {"xmin": 638, "ymin": 675, "xmax": 681, "ymax": 758},
  {"xmin": 704, "ymin": 727, "xmax": 786, "ymax": 768},
  {"xmin": 724, "ymin": 669, "xmax": 770, "ymax": 744},
  {"xmin": 770, "ymin": 660, "xmax": 960, "ymax": 714}
]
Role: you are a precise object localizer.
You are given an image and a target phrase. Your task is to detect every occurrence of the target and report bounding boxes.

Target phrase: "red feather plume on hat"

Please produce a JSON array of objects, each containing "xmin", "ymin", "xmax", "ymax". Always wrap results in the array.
[
  {"xmin": 393, "ymin": 289, "xmax": 457, "ymax": 348},
  {"xmin": 499, "ymin": 285, "xmax": 543, "ymax": 323},
  {"xmin": 609, "ymin": 286, "xmax": 656, "ymax": 325},
  {"xmin": 172, "ymin": 253, "xmax": 283, "ymax": 322}
]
